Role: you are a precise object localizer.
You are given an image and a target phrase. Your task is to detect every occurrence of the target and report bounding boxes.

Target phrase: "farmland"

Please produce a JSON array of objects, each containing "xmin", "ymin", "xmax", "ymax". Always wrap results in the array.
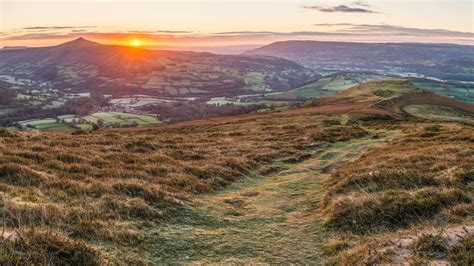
[
  {"xmin": 0, "ymin": 38, "xmax": 315, "ymax": 98},
  {"xmin": 245, "ymin": 40, "xmax": 474, "ymax": 83},
  {"xmin": 109, "ymin": 97, "xmax": 176, "ymax": 108},
  {"xmin": 2, "ymin": 38, "xmax": 473, "ymax": 133},
  {"xmin": 259, "ymin": 73, "xmax": 394, "ymax": 101},
  {"xmin": 2, "ymin": 66, "xmax": 474, "ymax": 130},
  {"xmin": 414, "ymin": 81, "xmax": 474, "ymax": 104},
  {"xmin": 15, "ymin": 112, "xmax": 160, "ymax": 131}
]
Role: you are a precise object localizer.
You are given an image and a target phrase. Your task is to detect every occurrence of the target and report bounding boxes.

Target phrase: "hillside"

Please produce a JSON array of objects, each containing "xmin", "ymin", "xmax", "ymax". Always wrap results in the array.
[
  {"xmin": 308, "ymin": 79, "xmax": 474, "ymax": 123},
  {"xmin": 0, "ymin": 38, "xmax": 314, "ymax": 97},
  {"xmin": 244, "ymin": 40, "xmax": 474, "ymax": 82},
  {"xmin": 0, "ymin": 80, "xmax": 472, "ymax": 264}
]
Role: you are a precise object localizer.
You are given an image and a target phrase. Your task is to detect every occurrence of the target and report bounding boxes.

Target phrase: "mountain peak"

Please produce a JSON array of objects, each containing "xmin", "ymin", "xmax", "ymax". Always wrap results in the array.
[{"xmin": 57, "ymin": 37, "xmax": 102, "ymax": 48}]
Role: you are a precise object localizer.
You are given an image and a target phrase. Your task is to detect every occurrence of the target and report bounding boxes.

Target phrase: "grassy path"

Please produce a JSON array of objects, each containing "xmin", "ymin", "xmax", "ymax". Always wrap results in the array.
[{"xmin": 146, "ymin": 134, "xmax": 393, "ymax": 264}]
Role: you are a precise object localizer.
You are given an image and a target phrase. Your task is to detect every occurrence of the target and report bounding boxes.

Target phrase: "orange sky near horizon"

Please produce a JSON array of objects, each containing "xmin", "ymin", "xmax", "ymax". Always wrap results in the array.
[{"xmin": 1, "ymin": 0, "xmax": 473, "ymax": 49}]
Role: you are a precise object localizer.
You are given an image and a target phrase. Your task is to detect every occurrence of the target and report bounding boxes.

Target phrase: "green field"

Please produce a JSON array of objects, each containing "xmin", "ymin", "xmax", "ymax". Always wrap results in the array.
[
  {"xmin": 19, "ymin": 118, "xmax": 58, "ymax": 126},
  {"xmin": 14, "ymin": 112, "xmax": 161, "ymax": 131},
  {"xmin": 206, "ymin": 97, "xmax": 289, "ymax": 107},
  {"xmin": 82, "ymin": 112, "xmax": 161, "ymax": 126},
  {"xmin": 34, "ymin": 123, "xmax": 71, "ymax": 130},
  {"xmin": 414, "ymin": 82, "xmax": 474, "ymax": 104},
  {"xmin": 265, "ymin": 73, "xmax": 393, "ymax": 101},
  {"xmin": 77, "ymin": 124, "xmax": 93, "ymax": 130},
  {"xmin": 18, "ymin": 118, "xmax": 71, "ymax": 130}
]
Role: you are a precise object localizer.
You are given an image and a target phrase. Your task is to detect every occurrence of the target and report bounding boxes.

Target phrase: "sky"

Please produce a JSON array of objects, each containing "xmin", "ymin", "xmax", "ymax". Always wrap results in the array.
[{"xmin": 0, "ymin": 0, "xmax": 473, "ymax": 51}]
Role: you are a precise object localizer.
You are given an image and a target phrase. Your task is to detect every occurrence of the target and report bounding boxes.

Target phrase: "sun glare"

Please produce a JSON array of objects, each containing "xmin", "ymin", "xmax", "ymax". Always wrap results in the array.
[{"xmin": 132, "ymin": 39, "xmax": 140, "ymax": 47}]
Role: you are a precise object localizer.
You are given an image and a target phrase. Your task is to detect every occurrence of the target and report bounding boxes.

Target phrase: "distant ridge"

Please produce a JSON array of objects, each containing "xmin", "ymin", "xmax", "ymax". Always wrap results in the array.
[
  {"xmin": 0, "ymin": 37, "xmax": 311, "ymax": 96},
  {"xmin": 245, "ymin": 40, "xmax": 474, "ymax": 83},
  {"xmin": 1, "ymin": 46, "xmax": 29, "ymax": 51}
]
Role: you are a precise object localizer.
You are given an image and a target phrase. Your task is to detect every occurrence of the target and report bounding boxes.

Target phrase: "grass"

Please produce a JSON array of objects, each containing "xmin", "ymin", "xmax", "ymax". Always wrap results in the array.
[
  {"xmin": 0, "ymin": 230, "xmax": 105, "ymax": 265},
  {"xmin": 16, "ymin": 112, "xmax": 161, "ymax": 131},
  {"xmin": 448, "ymin": 233, "xmax": 474, "ymax": 264},
  {"xmin": 413, "ymin": 232, "xmax": 448, "ymax": 259},
  {"xmin": 404, "ymin": 104, "xmax": 474, "ymax": 123},
  {"xmin": 143, "ymin": 135, "xmax": 387, "ymax": 264},
  {"xmin": 0, "ymin": 83, "xmax": 472, "ymax": 263},
  {"xmin": 321, "ymin": 122, "xmax": 474, "ymax": 263},
  {"xmin": 414, "ymin": 81, "xmax": 474, "ymax": 104},
  {"xmin": 0, "ymin": 113, "xmax": 374, "ymax": 262}
]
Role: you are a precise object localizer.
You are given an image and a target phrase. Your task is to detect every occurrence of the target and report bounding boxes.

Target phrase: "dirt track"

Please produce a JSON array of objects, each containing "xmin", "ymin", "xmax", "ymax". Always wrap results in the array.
[{"xmin": 145, "ymin": 133, "xmax": 395, "ymax": 264}]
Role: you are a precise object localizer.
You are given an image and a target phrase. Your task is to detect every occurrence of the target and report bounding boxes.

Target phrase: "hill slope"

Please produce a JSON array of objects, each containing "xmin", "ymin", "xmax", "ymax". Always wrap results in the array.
[
  {"xmin": 308, "ymin": 79, "xmax": 474, "ymax": 123},
  {"xmin": 245, "ymin": 40, "xmax": 474, "ymax": 82},
  {"xmin": 0, "ymin": 38, "xmax": 314, "ymax": 97},
  {"xmin": 0, "ymin": 80, "xmax": 472, "ymax": 264}
]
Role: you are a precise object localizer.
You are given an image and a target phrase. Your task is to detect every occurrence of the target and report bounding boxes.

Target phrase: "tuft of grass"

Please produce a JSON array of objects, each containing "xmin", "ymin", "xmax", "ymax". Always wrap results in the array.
[
  {"xmin": 448, "ymin": 233, "xmax": 474, "ymax": 265},
  {"xmin": 413, "ymin": 233, "xmax": 448, "ymax": 259},
  {"xmin": 0, "ymin": 230, "xmax": 105, "ymax": 265},
  {"xmin": 323, "ymin": 124, "xmax": 473, "ymax": 234},
  {"xmin": 0, "ymin": 164, "xmax": 44, "ymax": 186},
  {"xmin": 0, "ymin": 128, "xmax": 18, "ymax": 138},
  {"xmin": 325, "ymin": 188, "xmax": 470, "ymax": 233},
  {"xmin": 321, "ymin": 238, "xmax": 350, "ymax": 256}
]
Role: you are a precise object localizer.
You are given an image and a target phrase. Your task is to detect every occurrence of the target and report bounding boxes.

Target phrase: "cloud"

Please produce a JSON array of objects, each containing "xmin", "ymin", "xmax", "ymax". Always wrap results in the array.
[
  {"xmin": 303, "ymin": 4, "xmax": 376, "ymax": 13},
  {"xmin": 212, "ymin": 31, "xmax": 349, "ymax": 37},
  {"xmin": 352, "ymin": 1, "xmax": 370, "ymax": 7},
  {"xmin": 1, "ymin": 30, "xmax": 350, "ymax": 42},
  {"xmin": 314, "ymin": 23, "xmax": 474, "ymax": 38},
  {"xmin": 213, "ymin": 31, "xmax": 277, "ymax": 35},
  {"xmin": 1, "ymin": 25, "xmax": 472, "ymax": 46},
  {"xmin": 127, "ymin": 30, "xmax": 193, "ymax": 34},
  {"xmin": 22, "ymin": 26, "xmax": 97, "ymax": 30}
]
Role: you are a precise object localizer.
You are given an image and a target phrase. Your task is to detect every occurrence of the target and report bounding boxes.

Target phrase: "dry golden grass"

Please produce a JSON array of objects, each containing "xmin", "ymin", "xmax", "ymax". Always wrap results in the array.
[
  {"xmin": 0, "ymin": 108, "xmax": 472, "ymax": 264},
  {"xmin": 322, "ymin": 122, "xmax": 474, "ymax": 264},
  {"xmin": 0, "ymin": 113, "xmax": 371, "ymax": 263}
]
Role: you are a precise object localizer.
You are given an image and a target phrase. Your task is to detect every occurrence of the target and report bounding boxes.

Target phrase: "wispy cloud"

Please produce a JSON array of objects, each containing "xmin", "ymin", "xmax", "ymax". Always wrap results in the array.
[
  {"xmin": 1, "ymin": 31, "xmax": 349, "ymax": 42},
  {"xmin": 127, "ymin": 30, "xmax": 193, "ymax": 34},
  {"xmin": 212, "ymin": 31, "xmax": 350, "ymax": 37},
  {"xmin": 213, "ymin": 31, "xmax": 277, "ymax": 35},
  {"xmin": 314, "ymin": 23, "xmax": 474, "ymax": 38},
  {"xmin": 22, "ymin": 26, "xmax": 97, "ymax": 30},
  {"xmin": 1, "ymin": 24, "xmax": 473, "ymax": 47},
  {"xmin": 303, "ymin": 4, "xmax": 377, "ymax": 13},
  {"xmin": 352, "ymin": 1, "xmax": 370, "ymax": 7}
]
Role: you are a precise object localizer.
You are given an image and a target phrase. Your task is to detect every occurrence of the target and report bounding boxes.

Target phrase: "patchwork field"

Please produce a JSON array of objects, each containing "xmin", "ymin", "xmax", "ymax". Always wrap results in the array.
[
  {"xmin": 414, "ymin": 81, "xmax": 474, "ymax": 104},
  {"xmin": 264, "ymin": 73, "xmax": 393, "ymax": 101},
  {"xmin": 110, "ymin": 97, "xmax": 176, "ymax": 108},
  {"xmin": 82, "ymin": 112, "xmax": 160, "ymax": 126},
  {"xmin": 18, "ymin": 119, "xmax": 70, "ymax": 131},
  {"xmin": 16, "ymin": 112, "xmax": 161, "ymax": 131},
  {"xmin": 206, "ymin": 96, "xmax": 289, "ymax": 107}
]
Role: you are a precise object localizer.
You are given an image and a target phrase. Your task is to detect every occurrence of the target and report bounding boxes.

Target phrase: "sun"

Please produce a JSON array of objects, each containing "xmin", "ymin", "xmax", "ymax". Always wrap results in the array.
[{"xmin": 132, "ymin": 39, "xmax": 140, "ymax": 47}]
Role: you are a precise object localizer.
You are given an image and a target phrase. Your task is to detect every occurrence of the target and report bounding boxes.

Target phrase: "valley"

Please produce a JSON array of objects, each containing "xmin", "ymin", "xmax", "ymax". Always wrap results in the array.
[{"xmin": 1, "ymin": 39, "xmax": 474, "ymax": 131}]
